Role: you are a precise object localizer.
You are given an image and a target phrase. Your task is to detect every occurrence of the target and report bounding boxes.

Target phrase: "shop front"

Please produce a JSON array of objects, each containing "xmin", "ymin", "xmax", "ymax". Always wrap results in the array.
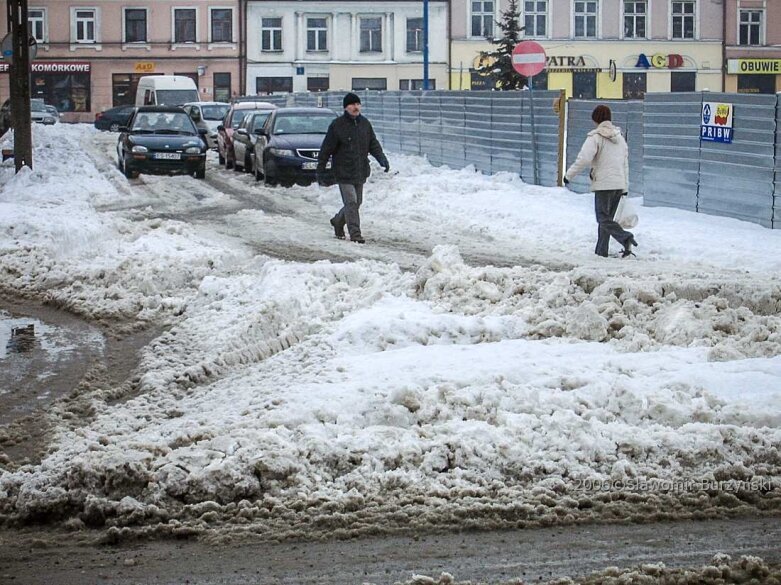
[
  {"xmin": 726, "ymin": 58, "xmax": 781, "ymax": 94},
  {"xmin": 0, "ymin": 61, "xmax": 92, "ymax": 113}
]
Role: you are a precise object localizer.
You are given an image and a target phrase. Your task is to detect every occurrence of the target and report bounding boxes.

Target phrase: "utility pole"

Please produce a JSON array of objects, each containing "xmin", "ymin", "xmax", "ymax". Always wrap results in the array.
[
  {"xmin": 423, "ymin": 0, "xmax": 429, "ymax": 90},
  {"xmin": 7, "ymin": 0, "xmax": 32, "ymax": 171}
]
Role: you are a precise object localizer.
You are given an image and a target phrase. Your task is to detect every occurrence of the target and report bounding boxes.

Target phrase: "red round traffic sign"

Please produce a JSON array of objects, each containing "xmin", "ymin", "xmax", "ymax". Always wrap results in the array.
[{"xmin": 512, "ymin": 41, "xmax": 546, "ymax": 77}]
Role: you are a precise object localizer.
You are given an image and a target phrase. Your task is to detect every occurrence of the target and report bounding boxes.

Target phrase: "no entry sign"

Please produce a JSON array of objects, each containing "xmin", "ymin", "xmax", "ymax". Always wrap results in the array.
[{"xmin": 512, "ymin": 41, "xmax": 547, "ymax": 78}]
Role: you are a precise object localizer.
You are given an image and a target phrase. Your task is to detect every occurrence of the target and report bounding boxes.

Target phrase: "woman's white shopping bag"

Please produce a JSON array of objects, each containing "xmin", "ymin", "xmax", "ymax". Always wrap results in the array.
[{"xmin": 614, "ymin": 195, "xmax": 639, "ymax": 229}]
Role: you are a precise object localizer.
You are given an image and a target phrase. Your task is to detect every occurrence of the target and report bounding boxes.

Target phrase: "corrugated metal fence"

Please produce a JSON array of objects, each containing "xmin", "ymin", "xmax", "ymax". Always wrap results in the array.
[
  {"xmin": 278, "ymin": 89, "xmax": 564, "ymax": 187},
  {"xmin": 568, "ymin": 92, "xmax": 781, "ymax": 229}
]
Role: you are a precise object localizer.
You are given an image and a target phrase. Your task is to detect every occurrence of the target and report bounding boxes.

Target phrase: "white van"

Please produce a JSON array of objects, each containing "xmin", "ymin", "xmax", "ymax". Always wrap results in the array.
[{"xmin": 135, "ymin": 76, "xmax": 199, "ymax": 107}]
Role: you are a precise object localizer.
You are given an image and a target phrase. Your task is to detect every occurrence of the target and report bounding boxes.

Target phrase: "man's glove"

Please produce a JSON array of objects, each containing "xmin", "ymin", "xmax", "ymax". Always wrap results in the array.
[
  {"xmin": 382, "ymin": 160, "xmax": 390, "ymax": 173},
  {"xmin": 563, "ymin": 176, "xmax": 570, "ymax": 185}
]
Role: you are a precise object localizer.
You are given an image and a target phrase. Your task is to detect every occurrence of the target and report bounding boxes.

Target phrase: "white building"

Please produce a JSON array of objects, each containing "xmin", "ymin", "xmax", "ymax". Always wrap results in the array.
[{"xmin": 246, "ymin": 0, "xmax": 449, "ymax": 94}]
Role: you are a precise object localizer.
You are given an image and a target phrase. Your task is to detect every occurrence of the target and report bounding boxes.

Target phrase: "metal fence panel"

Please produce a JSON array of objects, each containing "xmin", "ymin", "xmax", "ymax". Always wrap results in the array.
[
  {"xmin": 697, "ymin": 93, "xmax": 776, "ymax": 228},
  {"xmin": 643, "ymin": 93, "xmax": 702, "ymax": 211},
  {"xmin": 490, "ymin": 93, "xmax": 524, "ymax": 175},
  {"xmin": 420, "ymin": 92, "xmax": 443, "ymax": 166},
  {"xmin": 439, "ymin": 92, "xmax": 467, "ymax": 170},
  {"xmin": 522, "ymin": 91, "xmax": 563, "ymax": 187},
  {"xmin": 775, "ymin": 95, "xmax": 781, "ymax": 229}
]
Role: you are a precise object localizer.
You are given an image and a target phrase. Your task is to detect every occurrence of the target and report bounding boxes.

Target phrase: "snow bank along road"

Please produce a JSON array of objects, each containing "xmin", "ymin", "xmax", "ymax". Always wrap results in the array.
[{"xmin": 0, "ymin": 125, "xmax": 779, "ymax": 545}]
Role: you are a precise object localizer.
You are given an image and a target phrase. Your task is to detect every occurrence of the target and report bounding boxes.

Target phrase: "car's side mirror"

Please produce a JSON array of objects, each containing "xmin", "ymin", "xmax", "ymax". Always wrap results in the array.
[
  {"xmin": 254, "ymin": 128, "xmax": 266, "ymax": 136},
  {"xmin": 197, "ymin": 128, "xmax": 208, "ymax": 136},
  {"xmin": 217, "ymin": 125, "xmax": 224, "ymax": 132},
  {"xmin": 236, "ymin": 128, "xmax": 248, "ymax": 136}
]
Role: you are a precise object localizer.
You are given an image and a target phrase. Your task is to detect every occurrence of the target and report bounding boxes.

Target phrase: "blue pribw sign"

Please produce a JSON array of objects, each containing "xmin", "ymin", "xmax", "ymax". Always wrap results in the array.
[{"xmin": 701, "ymin": 102, "xmax": 734, "ymax": 144}]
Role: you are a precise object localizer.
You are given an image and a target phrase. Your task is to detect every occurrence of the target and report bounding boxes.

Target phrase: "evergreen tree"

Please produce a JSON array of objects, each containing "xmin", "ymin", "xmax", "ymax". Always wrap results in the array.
[{"xmin": 475, "ymin": 0, "xmax": 526, "ymax": 90}]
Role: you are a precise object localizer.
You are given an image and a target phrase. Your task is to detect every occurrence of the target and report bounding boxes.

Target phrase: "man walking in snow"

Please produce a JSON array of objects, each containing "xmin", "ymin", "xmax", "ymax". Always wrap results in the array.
[
  {"xmin": 317, "ymin": 92, "xmax": 389, "ymax": 244},
  {"xmin": 564, "ymin": 105, "xmax": 638, "ymax": 258}
]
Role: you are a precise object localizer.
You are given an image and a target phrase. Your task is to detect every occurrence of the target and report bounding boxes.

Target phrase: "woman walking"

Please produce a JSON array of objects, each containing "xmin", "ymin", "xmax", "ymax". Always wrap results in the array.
[{"xmin": 564, "ymin": 105, "xmax": 638, "ymax": 258}]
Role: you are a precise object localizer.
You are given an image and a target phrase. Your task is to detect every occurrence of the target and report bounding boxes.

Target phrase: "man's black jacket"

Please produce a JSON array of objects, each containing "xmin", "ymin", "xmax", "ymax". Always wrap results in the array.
[{"xmin": 318, "ymin": 113, "xmax": 388, "ymax": 184}]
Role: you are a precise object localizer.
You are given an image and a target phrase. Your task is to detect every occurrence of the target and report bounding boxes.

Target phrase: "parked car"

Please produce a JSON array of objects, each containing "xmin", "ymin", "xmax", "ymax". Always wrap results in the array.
[
  {"xmin": 232, "ymin": 110, "xmax": 274, "ymax": 173},
  {"xmin": 252, "ymin": 107, "xmax": 337, "ymax": 186},
  {"xmin": 95, "ymin": 105, "xmax": 136, "ymax": 132},
  {"xmin": 29, "ymin": 99, "xmax": 58, "ymax": 125},
  {"xmin": 116, "ymin": 106, "xmax": 208, "ymax": 179},
  {"xmin": 217, "ymin": 101, "xmax": 277, "ymax": 169},
  {"xmin": 182, "ymin": 102, "xmax": 230, "ymax": 149},
  {"xmin": 33, "ymin": 99, "xmax": 60, "ymax": 122},
  {"xmin": 135, "ymin": 75, "xmax": 199, "ymax": 106}
]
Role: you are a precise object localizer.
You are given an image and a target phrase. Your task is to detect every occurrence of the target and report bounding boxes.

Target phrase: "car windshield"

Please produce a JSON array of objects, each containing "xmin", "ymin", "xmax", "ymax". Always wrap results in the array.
[
  {"xmin": 30, "ymin": 101, "xmax": 46, "ymax": 112},
  {"xmin": 131, "ymin": 112, "xmax": 196, "ymax": 134},
  {"xmin": 155, "ymin": 89, "xmax": 200, "ymax": 106},
  {"xmin": 201, "ymin": 105, "xmax": 229, "ymax": 120},
  {"xmin": 249, "ymin": 112, "xmax": 271, "ymax": 129},
  {"xmin": 273, "ymin": 114, "xmax": 335, "ymax": 135}
]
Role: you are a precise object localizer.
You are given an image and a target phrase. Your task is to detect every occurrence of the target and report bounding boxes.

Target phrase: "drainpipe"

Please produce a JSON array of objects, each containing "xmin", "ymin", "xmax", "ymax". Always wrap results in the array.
[
  {"xmin": 240, "ymin": 0, "xmax": 248, "ymax": 96},
  {"xmin": 447, "ymin": 0, "xmax": 452, "ymax": 90},
  {"xmin": 721, "ymin": 0, "xmax": 727, "ymax": 92}
]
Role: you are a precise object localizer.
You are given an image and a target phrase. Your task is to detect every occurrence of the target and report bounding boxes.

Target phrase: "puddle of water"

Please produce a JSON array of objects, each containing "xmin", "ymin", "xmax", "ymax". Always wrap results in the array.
[{"xmin": 0, "ymin": 308, "xmax": 105, "ymax": 419}]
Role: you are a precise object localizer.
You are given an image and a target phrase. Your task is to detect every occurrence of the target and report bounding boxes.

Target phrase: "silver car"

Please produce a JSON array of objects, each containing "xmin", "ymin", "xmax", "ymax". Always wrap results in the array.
[{"xmin": 182, "ymin": 101, "xmax": 230, "ymax": 149}]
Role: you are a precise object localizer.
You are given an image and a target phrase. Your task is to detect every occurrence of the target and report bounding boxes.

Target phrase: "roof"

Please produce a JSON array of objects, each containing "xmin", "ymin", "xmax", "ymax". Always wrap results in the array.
[
  {"xmin": 135, "ymin": 106, "xmax": 187, "ymax": 113},
  {"xmin": 232, "ymin": 101, "xmax": 278, "ymax": 110},
  {"xmin": 274, "ymin": 107, "xmax": 336, "ymax": 114}
]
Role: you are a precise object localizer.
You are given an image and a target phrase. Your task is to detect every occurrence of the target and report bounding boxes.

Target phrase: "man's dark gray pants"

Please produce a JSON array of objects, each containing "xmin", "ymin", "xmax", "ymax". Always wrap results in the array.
[
  {"xmin": 594, "ymin": 189, "xmax": 633, "ymax": 257},
  {"xmin": 333, "ymin": 183, "xmax": 364, "ymax": 239}
]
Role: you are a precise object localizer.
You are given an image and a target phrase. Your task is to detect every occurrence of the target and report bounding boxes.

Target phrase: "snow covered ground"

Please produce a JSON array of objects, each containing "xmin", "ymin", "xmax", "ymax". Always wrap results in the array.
[{"xmin": 0, "ymin": 124, "xmax": 779, "ymax": 539}]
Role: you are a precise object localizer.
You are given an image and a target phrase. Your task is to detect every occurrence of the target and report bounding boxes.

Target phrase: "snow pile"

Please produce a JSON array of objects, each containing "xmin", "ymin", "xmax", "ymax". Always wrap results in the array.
[
  {"xmin": 0, "ymin": 126, "xmax": 779, "ymax": 539},
  {"xmin": 381, "ymin": 554, "xmax": 781, "ymax": 585}
]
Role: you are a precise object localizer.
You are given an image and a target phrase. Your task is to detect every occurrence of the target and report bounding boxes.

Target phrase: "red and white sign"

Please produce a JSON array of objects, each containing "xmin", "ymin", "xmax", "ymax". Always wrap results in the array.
[{"xmin": 512, "ymin": 41, "xmax": 547, "ymax": 77}]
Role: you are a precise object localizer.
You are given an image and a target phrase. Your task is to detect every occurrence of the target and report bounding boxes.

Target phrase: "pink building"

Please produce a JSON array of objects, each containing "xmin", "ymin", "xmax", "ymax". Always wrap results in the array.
[
  {"xmin": 0, "ymin": 1, "xmax": 242, "ymax": 122},
  {"xmin": 725, "ymin": 0, "xmax": 781, "ymax": 93}
]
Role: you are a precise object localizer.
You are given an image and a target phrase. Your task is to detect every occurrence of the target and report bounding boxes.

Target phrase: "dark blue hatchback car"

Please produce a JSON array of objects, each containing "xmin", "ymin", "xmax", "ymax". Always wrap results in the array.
[{"xmin": 252, "ymin": 107, "xmax": 337, "ymax": 186}]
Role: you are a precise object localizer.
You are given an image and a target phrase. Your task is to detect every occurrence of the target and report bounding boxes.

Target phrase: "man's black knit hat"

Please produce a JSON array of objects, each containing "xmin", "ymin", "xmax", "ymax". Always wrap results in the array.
[{"xmin": 343, "ymin": 92, "xmax": 361, "ymax": 108}]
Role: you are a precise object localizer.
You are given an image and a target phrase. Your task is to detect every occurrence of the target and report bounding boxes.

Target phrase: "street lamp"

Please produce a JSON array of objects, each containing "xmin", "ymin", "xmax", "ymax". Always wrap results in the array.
[{"xmin": 423, "ymin": 0, "xmax": 429, "ymax": 90}]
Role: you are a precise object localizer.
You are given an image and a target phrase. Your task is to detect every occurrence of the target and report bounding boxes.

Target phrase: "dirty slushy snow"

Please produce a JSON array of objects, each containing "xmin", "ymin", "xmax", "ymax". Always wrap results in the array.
[{"xmin": 0, "ymin": 124, "xmax": 779, "ymax": 538}]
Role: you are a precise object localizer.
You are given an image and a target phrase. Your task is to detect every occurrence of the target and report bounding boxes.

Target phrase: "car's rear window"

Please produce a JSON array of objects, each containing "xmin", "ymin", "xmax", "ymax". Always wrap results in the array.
[{"xmin": 202, "ymin": 105, "xmax": 229, "ymax": 121}]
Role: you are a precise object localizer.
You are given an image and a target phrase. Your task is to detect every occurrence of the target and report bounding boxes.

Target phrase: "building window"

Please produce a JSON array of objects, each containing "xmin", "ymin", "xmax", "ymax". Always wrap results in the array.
[
  {"xmin": 112, "ymin": 73, "xmax": 161, "ymax": 106},
  {"xmin": 307, "ymin": 77, "xmax": 329, "ymax": 92},
  {"xmin": 623, "ymin": 72, "xmax": 646, "ymax": 98},
  {"xmin": 624, "ymin": 0, "xmax": 646, "ymax": 38},
  {"xmin": 572, "ymin": 71, "xmax": 596, "ymax": 99},
  {"xmin": 737, "ymin": 74, "xmax": 775, "ymax": 94},
  {"xmin": 28, "ymin": 9, "xmax": 46, "ymax": 43},
  {"xmin": 524, "ymin": 1, "xmax": 547, "ymax": 38},
  {"xmin": 739, "ymin": 10, "xmax": 762, "ymax": 46},
  {"xmin": 671, "ymin": 71, "xmax": 695, "ymax": 91},
  {"xmin": 352, "ymin": 78, "xmax": 387, "ymax": 90},
  {"xmin": 74, "ymin": 9, "xmax": 96, "ymax": 43},
  {"xmin": 671, "ymin": 1, "xmax": 695, "ymax": 39},
  {"xmin": 174, "ymin": 9, "xmax": 196, "ymax": 43},
  {"xmin": 211, "ymin": 8, "xmax": 233, "ymax": 43},
  {"xmin": 400, "ymin": 79, "xmax": 437, "ymax": 90},
  {"xmin": 307, "ymin": 18, "xmax": 327, "ymax": 52},
  {"xmin": 256, "ymin": 76, "xmax": 293, "ymax": 94},
  {"xmin": 407, "ymin": 17, "xmax": 424, "ymax": 52},
  {"xmin": 471, "ymin": 1, "xmax": 494, "ymax": 38},
  {"xmin": 214, "ymin": 72, "xmax": 231, "ymax": 102},
  {"xmin": 574, "ymin": 1, "xmax": 598, "ymax": 38},
  {"xmin": 261, "ymin": 18, "xmax": 282, "ymax": 51},
  {"xmin": 124, "ymin": 8, "xmax": 147, "ymax": 43},
  {"xmin": 31, "ymin": 71, "xmax": 91, "ymax": 112},
  {"xmin": 360, "ymin": 17, "xmax": 382, "ymax": 52}
]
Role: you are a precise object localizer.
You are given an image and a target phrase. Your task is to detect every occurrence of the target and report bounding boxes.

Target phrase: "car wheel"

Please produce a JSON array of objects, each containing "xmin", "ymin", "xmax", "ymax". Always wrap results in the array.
[
  {"xmin": 109, "ymin": 122, "xmax": 120, "ymax": 132},
  {"xmin": 123, "ymin": 157, "xmax": 135, "ymax": 179},
  {"xmin": 226, "ymin": 150, "xmax": 234, "ymax": 169},
  {"xmin": 253, "ymin": 158, "xmax": 263, "ymax": 182},
  {"xmin": 195, "ymin": 163, "xmax": 206, "ymax": 180}
]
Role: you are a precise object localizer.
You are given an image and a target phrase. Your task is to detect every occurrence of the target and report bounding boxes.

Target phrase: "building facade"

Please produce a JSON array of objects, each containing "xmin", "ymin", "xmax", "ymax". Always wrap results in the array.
[
  {"xmin": 245, "ymin": 0, "xmax": 449, "ymax": 94},
  {"xmin": 725, "ymin": 0, "xmax": 781, "ymax": 93},
  {"xmin": 450, "ymin": 0, "xmax": 725, "ymax": 97},
  {"xmin": 0, "ymin": 1, "xmax": 241, "ymax": 122}
]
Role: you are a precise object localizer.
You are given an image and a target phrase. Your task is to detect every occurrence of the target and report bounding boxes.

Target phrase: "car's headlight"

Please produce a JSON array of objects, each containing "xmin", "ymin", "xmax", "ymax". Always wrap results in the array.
[
  {"xmin": 131, "ymin": 145, "xmax": 148, "ymax": 153},
  {"xmin": 269, "ymin": 148, "xmax": 294, "ymax": 157},
  {"xmin": 185, "ymin": 147, "xmax": 201, "ymax": 154}
]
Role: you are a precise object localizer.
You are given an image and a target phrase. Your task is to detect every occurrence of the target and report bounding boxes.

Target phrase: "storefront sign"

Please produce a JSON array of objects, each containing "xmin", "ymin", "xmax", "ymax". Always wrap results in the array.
[
  {"xmin": 0, "ymin": 61, "xmax": 90, "ymax": 74},
  {"xmin": 134, "ymin": 62, "xmax": 155, "ymax": 73},
  {"xmin": 701, "ymin": 102, "xmax": 733, "ymax": 144},
  {"xmin": 547, "ymin": 56, "xmax": 586, "ymax": 68},
  {"xmin": 727, "ymin": 59, "xmax": 781, "ymax": 75},
  {"xmin": 636, "ymin": 53, "xmax": 683, "ymax": 69}
]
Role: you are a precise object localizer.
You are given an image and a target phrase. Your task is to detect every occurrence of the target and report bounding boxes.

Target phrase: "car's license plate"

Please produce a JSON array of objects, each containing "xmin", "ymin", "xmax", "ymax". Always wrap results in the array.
[
  {"xmin": 302, "ymin": 162, "xmax": 317, "ymax": 170},
  {"xmin": 154, "ymin": 152, "xmax": 181, "ymax": 160}
]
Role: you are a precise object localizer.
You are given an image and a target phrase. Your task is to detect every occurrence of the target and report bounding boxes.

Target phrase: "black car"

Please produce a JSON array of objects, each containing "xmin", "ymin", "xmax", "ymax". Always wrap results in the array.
[
  {"xmin": 95, "ymin": 105, "xmax": 135, "ymax": 132},
  {"xmin": 116, "ymin": 106, "xmax": 208, "ymax": 179},
  {"xmin": 253, "ymin": 107, "xmax": 337, "ymax": 186}
]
